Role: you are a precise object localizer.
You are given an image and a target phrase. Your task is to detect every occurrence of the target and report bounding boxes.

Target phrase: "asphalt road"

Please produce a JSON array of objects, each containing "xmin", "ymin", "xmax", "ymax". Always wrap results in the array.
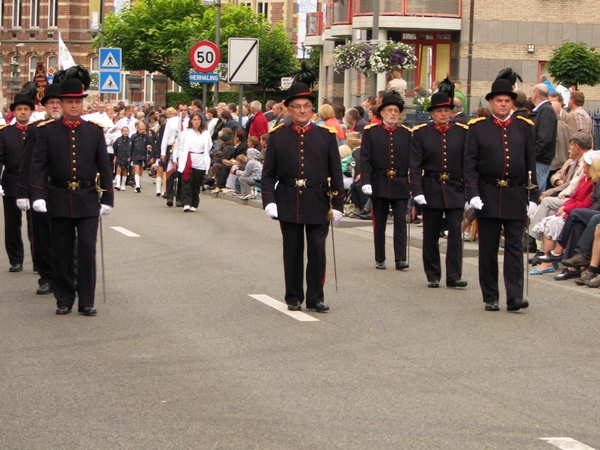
[{"xmin": 1, "ymin": 184, "xmax": 599, "ymax": 449}]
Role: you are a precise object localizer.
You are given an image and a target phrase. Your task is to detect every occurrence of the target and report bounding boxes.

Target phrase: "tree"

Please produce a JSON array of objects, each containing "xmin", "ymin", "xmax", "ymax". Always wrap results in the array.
[
  {"xmin": 96, "ymin": 0, "xmax": 208, "ymax": 80},
  {"xmin": 546, "ymin": 41, "xmax": 600, "ymax": 89}
]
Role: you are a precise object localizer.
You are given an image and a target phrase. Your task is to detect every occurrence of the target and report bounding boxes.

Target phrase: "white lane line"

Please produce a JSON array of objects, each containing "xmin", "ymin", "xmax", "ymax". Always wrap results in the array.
[
  {"xmin": 248, "ymin": 294, "xmax": 319, "ymax": 322},
  {"xmin": 540, "ymin": 437, "xmax": 596, "ymax": 449},
  {"xmin": 111, "ymin": 226, "xmax": 140, "ymax": 237}
]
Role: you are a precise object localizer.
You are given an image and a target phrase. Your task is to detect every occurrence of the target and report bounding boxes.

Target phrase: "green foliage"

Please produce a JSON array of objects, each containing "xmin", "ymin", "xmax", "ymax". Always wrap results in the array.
[{"xmin": 547, "ymin": 41, "xmax": 600, "ymax": 89}]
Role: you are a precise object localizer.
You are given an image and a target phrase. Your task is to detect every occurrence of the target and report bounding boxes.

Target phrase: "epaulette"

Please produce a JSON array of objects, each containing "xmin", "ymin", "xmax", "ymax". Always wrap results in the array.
[
  {"xmin": 37, "ymin": 119, "xmax": 54, "ymax": 128},
  {"xmin": 411, "ymin": 123, "xmax": 428, "ymax": 132},
  {"xmin": 401, "ymin": 124, "xmax": 412, "ymax": 133},
  {"xmin": 318, "ymin": 124, "xmax": 337, "ymax": 134},
  {"xmin": 88, "ymin": 120, "xmax": 105, "ymax": 128},
  {"xmin": 269, "ymin": 123, "xmax": 284, "ymax": 133},
  {"xmin": 455, "ymin": 122, "xmax": 469, "ymax": 130},
  {"xmin": 0, "ymin": 124, "xmax": 9, "ymax": 131},
  {"xmin": 517, "ymin": 116, "xmax": 535, "ymax": 126},
  {"xmin": 467, "ymin": 117, "xmax": 486, "ymax": 125},
  {"xmin": 364, "ymin": 123, "xmax": 379, "ymax": 130}
]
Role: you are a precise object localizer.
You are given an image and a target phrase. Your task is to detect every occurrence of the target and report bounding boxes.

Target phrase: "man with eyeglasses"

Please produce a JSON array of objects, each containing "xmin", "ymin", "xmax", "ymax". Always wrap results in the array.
[
  {"xmin": 262, "ymin": 82, "xmax": 344, "ymax": 313},
  {"xmin": 360, "ymin": 91, "xmax": 412, "ymax": 271}
]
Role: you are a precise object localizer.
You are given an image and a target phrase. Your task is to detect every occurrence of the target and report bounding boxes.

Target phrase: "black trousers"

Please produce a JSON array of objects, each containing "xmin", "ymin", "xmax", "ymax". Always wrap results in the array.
[
  {"xmin": 3, "ymin": 196, "xmax": 25, "ymax": 265},
  {"xmin": 422, "ymin": 207, "xmax": 463, "ymax": 283},
  {"xmin": 166, "ymin": 171, "xmax": 182, "ymax": 202},
  {"xmin": 29, "ymin": 209, "xmax": 52, "ymax": 284},
  {"xmin": 181, "ymin": 169, "xmax": 206, "ymax": 208},
  {"xmin": 280, "ymin": 221, "xmax": 329, "ymax": 306},
  {"xmin": 477, "ymin": 217, "xmax": 525, "ymax": 303},
  {"xmin": 558, "ymin": 209, "xmax": 599, "ymax": 259},
  {"xmin": 51, "ymin": 216, "xmax": 98, "ymax": 309},
  {"xmin": 371, "ymin": 197, "xmax": 408, "ymax": 263}
]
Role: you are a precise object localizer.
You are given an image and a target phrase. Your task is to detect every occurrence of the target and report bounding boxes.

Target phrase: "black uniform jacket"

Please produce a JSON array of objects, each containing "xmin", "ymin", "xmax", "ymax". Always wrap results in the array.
[
  {"xmin": 262, "ymin": 122, "xmax": 344, "ymax": 225},
  {"xmin": 464, "ymin": 115, "xmax": 539, "ymax": 220},
  {"xmin": 360, "ymin": 122, "xmax": 412, "ymax": 199},
  {"xmin": 410, "ymin": 121, "xmax": 468, "ymax": 210},
  {"xmin": 0, "ymin": 123, "xmax": 31, "ymax": 197},
  {"xmin": 16, "ymin": 120, "xmax": 43, "ymax": 199},
  {"xmin": 30, "ymin": 118, "xmax": 114, "ymax": 218},
  {"xmin": 529, "ymin": 100, "xmax": 557, "ymax": 165}
]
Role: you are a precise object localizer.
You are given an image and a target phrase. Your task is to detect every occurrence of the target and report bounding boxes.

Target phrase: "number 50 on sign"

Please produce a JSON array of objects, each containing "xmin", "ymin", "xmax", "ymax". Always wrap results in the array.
[{"xmin": 189, "ymin": 41, "xmax": 221, "ymax": 73}]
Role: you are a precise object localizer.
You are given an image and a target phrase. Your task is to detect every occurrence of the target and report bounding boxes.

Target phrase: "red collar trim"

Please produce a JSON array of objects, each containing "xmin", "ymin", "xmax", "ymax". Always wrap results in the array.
[
  {"xmin": 493, "ymin": 117, "xmax": 512, "ymax": 127},
  {"xmin": 15, "ymin": 123, "xmax": 28, "ymax": 131},
  {"xmin": 292, "ymin": 123, "xmax": 312, "ymax": 134},
  {"xmin": 434, "ymin": 123, "xmax": 450, "ymax": 133},
  {"xmin": 62, "ymin": 119, "xmax": 82, "ymax": 129},
  {"xmin": 382, "ymin": 123, "xmax": 397, "ymax": 132}
]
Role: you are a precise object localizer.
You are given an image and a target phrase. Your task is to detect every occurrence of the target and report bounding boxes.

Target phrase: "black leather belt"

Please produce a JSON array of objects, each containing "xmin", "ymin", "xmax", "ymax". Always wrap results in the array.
[
  {"xmin": 479, "ymin": 176, "xmax": 525, "ymax": 187},
  {"xmin": 375, "ymin": 169, "xmax": 407, "ymax": 178},
  {"xmin": 424, "ymin": 171, "xmax": 462, "ymax": 181},
  {"xmin": 49, "ymin": 179, "xmax": 94, "ymax": 190},
  {"xmin": 3, "ymin": 168, "xmax": 20, "ymax": 176},
  {"xmin": 279, "ymin": 178, "xmax": 327, "ymax": 189}
]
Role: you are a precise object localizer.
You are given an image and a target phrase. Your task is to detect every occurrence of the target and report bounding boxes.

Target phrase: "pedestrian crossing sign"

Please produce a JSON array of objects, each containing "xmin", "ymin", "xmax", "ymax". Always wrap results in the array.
[
  {"xmin": 99, "ymin": 72, "xmax": 121, "ymax": 93},
  {"xmin": 99, "ymin": 48, "xmax": 122, "ymax": 71}
]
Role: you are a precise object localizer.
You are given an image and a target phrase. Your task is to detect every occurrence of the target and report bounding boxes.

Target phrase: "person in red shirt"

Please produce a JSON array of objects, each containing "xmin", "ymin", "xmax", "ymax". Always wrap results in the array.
[{"xmin": 248, "ymin": 100, "xmax": 269, "ymax": 139}]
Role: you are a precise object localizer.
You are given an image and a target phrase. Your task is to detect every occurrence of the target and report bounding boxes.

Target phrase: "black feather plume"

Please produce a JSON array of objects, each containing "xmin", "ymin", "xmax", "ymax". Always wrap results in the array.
[
  {"xmin": 19, "ymin": 81, "xmax": 38, "ymax": 99},
  {"xmin": 437, "ymin": 77, "xmax": 455, "ymax": 99},
  {"xmin": 290, "ymin": 61, "xmax": 318, "ymax": 89},
  {"xmin": 53, "ymin": 65, "xmax": 91, "ymax": 91},
  {"xmin": 496, "ymin": 67, "xmax": 523, "ymax": 86}
]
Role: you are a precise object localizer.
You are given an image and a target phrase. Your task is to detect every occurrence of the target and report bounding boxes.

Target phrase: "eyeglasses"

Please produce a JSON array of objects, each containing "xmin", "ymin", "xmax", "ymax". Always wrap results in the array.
[
  {"xmin": 289, "ymin": 104, "xmax": 313, "ymax": 111},
  {"xmin": 382, "ymin": 108, "xmax": 400, "ymax": 114}
]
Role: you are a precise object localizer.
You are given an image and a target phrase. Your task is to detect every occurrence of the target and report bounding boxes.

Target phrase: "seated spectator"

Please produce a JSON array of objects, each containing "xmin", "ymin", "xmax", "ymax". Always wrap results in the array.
[
  {"xmin": 259, "ymin": 134, "xmax": 269, "ymax": 162},
  {"xmin": 232, "ymin": 129, "xmax": 248, "ymax": 158},
  {"xmin": 339, "ymin": 144, "xmax": 353, "ymax": 190},
  {"xmin": 235, "ymin": 148, "xmax": 262, "ymax": 200},
  {"xmin": 530, "ymin": 153, "xmax": 600, "ymax": 274},
  {"xmin": 224, "ymin": 154, "xmax": 247, "ymax": 193}
]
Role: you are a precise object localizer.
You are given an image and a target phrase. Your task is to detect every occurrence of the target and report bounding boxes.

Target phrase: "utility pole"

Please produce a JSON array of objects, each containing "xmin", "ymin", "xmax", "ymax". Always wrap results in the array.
[
  {"xmin": 215, "ymin": 0, "xmax": 221, "ymax": 105},
  {"xmin": 369, "ymin": 0, "xmax": 380, "ymax": 97}
]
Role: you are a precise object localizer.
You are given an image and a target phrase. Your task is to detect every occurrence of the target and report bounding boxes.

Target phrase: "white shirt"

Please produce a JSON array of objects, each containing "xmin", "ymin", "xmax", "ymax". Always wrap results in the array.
[
  {"xmin": 176, "ymin": 128, "xmax": 212, "ymax": 173},
  {"xmin": 161, "ymin": 113, "xmax": 189, "ymax": 156},
  {"xmin": 115, "ymin": 115, "xmax": 136, "ymax": 132}
]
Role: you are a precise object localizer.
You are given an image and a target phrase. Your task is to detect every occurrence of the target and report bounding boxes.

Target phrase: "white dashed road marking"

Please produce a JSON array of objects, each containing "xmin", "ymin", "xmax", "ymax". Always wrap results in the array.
[
  {"xmin": 111, "ymin": 226, "xmax": 140, "ymax": 237},
  {"xmin": 249, "ymin": 294, "xmax": 319, "ymax": 322},
  {"xmin": 541, "ymin": 437, "xmax": 596, "ymax": 449}
]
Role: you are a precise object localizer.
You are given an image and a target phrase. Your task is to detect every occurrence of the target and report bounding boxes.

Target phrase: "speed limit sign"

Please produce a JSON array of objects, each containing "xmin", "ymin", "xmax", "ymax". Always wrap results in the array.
[{"xmin": 189, "ymin": 41, "xmax": 221, "ymax": 73}]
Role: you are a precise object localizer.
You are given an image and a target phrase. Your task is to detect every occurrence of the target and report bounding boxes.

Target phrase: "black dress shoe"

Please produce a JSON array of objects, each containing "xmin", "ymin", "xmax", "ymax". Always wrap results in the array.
[
  {"xmin": 375, "ymin": 261, "xmax": 386, "ymax": 269},
  {"xmin": 308, "ymin": 302, "xmax": 329, "ymax": 312},
  {"xmin": 166, "ymin": 200, "xmax": 173, "ymax": 207},
  {"xmin": 78, "ymin": 306, "xmax": 97, "ymax": 316},
  {"xmin": 176, "ymin": 201, "xmax": 183, "ymax": 208},
  {"xmin": 287, "ymin": 302, "xmax": 301, "ymax": 311},
  {"xmin": 395, "ymin": 260, "xmax": 409, "ymax": 270},
  {"xmin": 36, "ymin": 282, "xmax": 53, "ymax": 295},
  {"xmin": 537, "ymin": 252, "xmax": 563, "ymax": 262},
  {"xmin": 9, "ymin": 263, "xmax": 23, "ymax": 272},
  {"xmin": 561, "ymin": 253, "xmax": 590, "ymax": 268},
  {"xmin": 428, "ymin": 280, "xmax": 439, "ymax": 288},
  {"xmin": 447, "ymin": 280, "xmax": 468, "ymax": 288},
  {"xmin": 554, "ymin": 268, "xmax": 581, "ymax": 281},
  {"xmin": 507, "ymin": 297, "xmax": 529, "ymax": 311},
  {"xmin": 56, "ymin": 306, "xmax": 72, "ymax": 315},
  {"xmin": 528, "ymin": 251, "xmax": 545, "ymax": 265},
  {"xmin": 485, "ymin": 300, "xmax": 499, "ymax": 311}
]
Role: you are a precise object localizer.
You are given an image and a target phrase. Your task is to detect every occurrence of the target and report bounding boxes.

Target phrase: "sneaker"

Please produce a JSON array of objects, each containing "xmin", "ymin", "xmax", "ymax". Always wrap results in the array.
[
  {"xmin": 575, "ymin": 270, "xmax": 596, "ymax": 285},
  {"xmin": 189, "ymin": 207, "xmax": 196, "ymax": 212},
  {"xmin": 463, "ymin": 232, "xmax": 471, "ymax": 241},
  {"xmin": 135, "ymin": 187, "xmax": 141, "ymax": 193},
  {"xmin": 584, "ymin": 274, "xmax": 600, "ymax": 288},
  {"xmin": 183, "ymin": 205, "xmax": 191, "ymax": 212},
  {"xmin": 241, "ymin": 194, "xmax": 253, "ymax": 200},
  {"xmin": 120, "ymin": 185, "xmax": 126, "ymax": 191},
  {"xmin": 115, "ymin": 186, "xmax": 121, "ymax": 191},
  {"xmin": 156, "ymin": 192, "xmax": 161, "ymax": 197}
]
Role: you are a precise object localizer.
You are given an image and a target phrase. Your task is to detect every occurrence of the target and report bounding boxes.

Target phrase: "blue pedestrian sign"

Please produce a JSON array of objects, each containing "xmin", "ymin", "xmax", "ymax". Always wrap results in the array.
[
  {"xmin": 99, "ymin": 72, "xmax": 121, "ymax": 93},
  {"xmin": 189, "ymin": 72, "xmax": 220, "ymax": 83},
  {"xmin": 99, "ymin": 48, "xmax": 122, "ymax": 71}
]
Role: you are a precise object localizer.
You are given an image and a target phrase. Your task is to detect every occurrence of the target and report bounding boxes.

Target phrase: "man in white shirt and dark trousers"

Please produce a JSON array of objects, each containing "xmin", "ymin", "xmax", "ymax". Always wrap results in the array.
[{"xmin": 160, "ymin": 102, "xmax": 188, "ymax": 207}]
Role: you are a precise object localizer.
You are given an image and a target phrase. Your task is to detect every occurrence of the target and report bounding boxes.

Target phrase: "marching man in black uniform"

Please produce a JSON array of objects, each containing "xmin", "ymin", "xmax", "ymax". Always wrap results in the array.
[
  {"xmin": 410, "ymin": 91, "xmax": 469, "ymax": 288},
  {"xmin": 360, "ymin": 91, "xmax": 412, "ymax": 270},
  {"xmin": 30, "ymin": 77, "xmax": 114, "ymax": 316},
  {"xmin": 0, "ymin": 91, "xmax": 36, "ymax": 273},
  {"xmin": 16, "ymin": 82, "xmax": 63, "ymax": 295},
  {"xmin": 262, "ymin": 82, "xmax": 344, "ymax": 312},
  {"xmin": 464, "ymin": 78, "xmax": 539, "ymax": 311}
]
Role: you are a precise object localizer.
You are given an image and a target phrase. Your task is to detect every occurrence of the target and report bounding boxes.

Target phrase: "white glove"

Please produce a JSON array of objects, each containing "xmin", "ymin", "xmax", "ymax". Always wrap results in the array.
[
  {"xmin": 362, "ymin": 184, "xmax": 373, "ymax": 195},
  {"xmin": 527, "ymin": 201, "xmax": 538, "ymax": 218},
  {"xmin": 332, "ymin": 210, "xmax": 342, "ymax": 224},
  {"xmin": 16, "ymin": 198, "xmax": 30, "ymax": 211},
  {"xmin": 464, "ymin": 202, "xmax": 472, "ymax": 211},
  {"xmin": 469, "ymin": 196, "xmax": 484, "ymax": 210},
  {"xmin": 100, "ymin": 205, "xmax": 112, "ymax": 216},
  {"xmin": 0, "ymin": 185, "xmax": 4, "ymax": 196},
  {"xmin": 265, "ymin": 203, "xmax": 278, "ymax": 219},
  {"xmin": 413, "ymin": 195, "xmax": 427, "ymax": 205},
  {"xmin": 32, "ymin": 199, "xmax": 47, "ymax": 213}
]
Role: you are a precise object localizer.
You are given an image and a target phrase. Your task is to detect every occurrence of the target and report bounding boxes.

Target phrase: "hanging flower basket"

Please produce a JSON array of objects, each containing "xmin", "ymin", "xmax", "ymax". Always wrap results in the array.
[{"xmin": 333, "ymin": 41, "xmax": 417, "ymax": 75}]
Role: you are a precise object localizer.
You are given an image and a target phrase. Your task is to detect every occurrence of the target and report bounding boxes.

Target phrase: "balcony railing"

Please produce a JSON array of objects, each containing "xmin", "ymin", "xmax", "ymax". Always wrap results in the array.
[{"xmin": 354, "ymin": 0, "xmax": 461, "ymax": 17}]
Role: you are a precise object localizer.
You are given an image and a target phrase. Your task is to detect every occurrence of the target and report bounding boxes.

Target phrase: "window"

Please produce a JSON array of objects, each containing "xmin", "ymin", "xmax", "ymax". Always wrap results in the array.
[
  {"xmin": 13, "ymin": 0, "xmax": 22, "ymax": 27},
  {"xmin": 29, "ymin": 55, "xmax": 38, "ymax": 81},
  {"xmin": 0, "ymin": 0, "xmax": 4, "ymax": 26},
  {"xmin": 30, "ymin": 0, "xmax": 39, "ymax": 27},
  {"xmin": 48, "ymin": 0, "xmax": 57, "ymax": 27},
  {"xmin": 47, "ymin": 55, "xmax": 57, "ymax": 71},
  {"xmin": 257, "ymin": 2, "xmax": 267, "ymax": 17},
  {"xmin": 90, "ymin": 56, "xmax": 99, "ymax": 89},
  {"xmin": 144, "ymin": 73, "xmax": 154, "ymax": 103}
]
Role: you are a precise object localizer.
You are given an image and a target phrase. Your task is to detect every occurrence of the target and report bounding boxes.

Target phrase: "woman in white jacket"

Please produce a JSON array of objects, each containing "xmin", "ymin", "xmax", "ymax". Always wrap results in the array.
[{"xmin": 177, "ymin": 111, "xmax": 212, "ymax": 212}]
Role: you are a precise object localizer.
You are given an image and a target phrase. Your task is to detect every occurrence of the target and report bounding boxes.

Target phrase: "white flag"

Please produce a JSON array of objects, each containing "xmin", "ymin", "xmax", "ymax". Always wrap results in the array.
[{"xmin": 58, "ymin": 32, "xmax": 76, "ymax": 69}]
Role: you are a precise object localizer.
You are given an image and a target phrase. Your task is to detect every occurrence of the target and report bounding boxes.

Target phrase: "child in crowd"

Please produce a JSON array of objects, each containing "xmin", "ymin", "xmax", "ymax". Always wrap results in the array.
[
  {"xmin": 130, "ymin": 120, "xmax": 154, "ymax": 192},
  {"xmin": 113, "ymin": 126, "xmax": 132, "ymax": 191}
]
